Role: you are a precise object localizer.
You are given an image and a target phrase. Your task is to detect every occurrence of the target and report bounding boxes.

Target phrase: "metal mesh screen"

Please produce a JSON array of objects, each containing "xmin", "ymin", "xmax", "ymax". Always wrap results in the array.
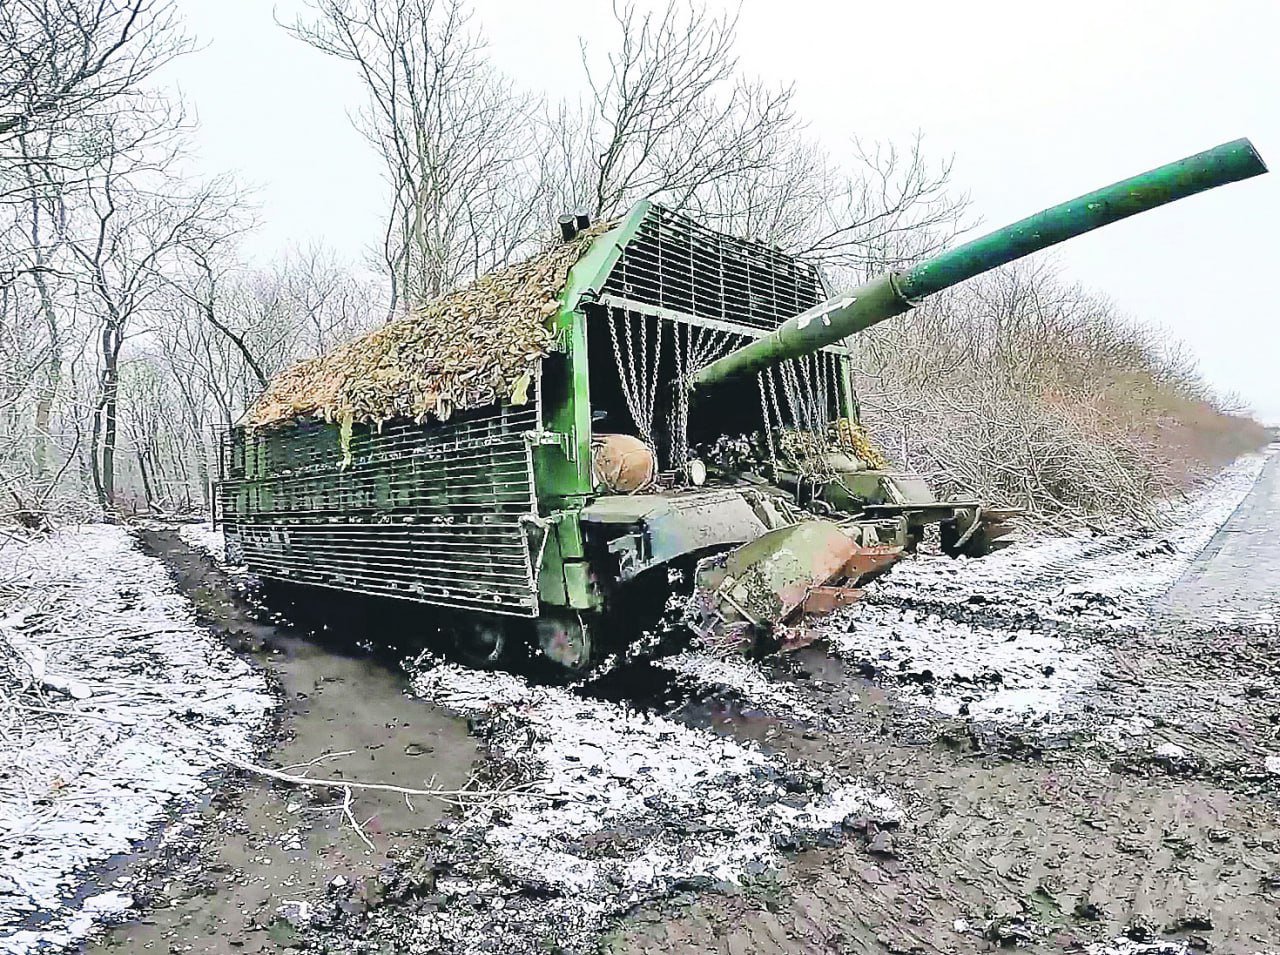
[
  {"xmin": 601, "ymin": 205, "xmax": 827, "ymax": 331},
  {"xmin": 217, "ymin": 403, "xmax": 540, "ymax": 616}
]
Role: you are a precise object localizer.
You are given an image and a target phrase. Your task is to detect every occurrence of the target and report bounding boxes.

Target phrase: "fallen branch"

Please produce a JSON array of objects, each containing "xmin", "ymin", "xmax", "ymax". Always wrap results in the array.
[{"xmin": 204, "ymin": 740, "xmax": 549, "ymax": 808}]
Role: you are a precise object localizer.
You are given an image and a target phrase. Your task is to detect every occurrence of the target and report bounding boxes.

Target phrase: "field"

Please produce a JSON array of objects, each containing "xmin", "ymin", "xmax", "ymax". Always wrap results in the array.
[{"xmin": 2, "ymin": 449, "xmax": 1277, "ymax": 955}]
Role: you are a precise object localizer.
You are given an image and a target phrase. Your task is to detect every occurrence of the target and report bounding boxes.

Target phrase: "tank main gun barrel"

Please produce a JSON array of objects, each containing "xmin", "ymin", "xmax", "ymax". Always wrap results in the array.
[{"xmin": 691, "ymin": 138, "xmax": 1266, "ymax": 390}]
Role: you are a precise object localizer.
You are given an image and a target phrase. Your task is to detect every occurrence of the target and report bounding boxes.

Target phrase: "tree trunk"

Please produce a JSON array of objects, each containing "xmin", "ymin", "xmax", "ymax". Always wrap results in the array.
[
  {"xmin": 97, "ymin": 322, "xmax": 122, "ymax": 510},
  {"xmin": 23, "ymin": 139, "xmax": 63, "ymax": 488},
  {"xmin": 31, "ymin": 271, "xmax": 62, "ymax": 488},
  {"xmin": 102, "ymin": 376, "xmax": 118, "ymax": 507},
  {"xmin": 202, "ymin": 301, "xmax": 268, "ymax": 388},
  {"xmin": 28, "ymin": 270, "xmax": 61, "ymax": 483},
  {"xmin": 136, "ymin": 445, "xmax": 154, "ymax": 511},
  {"xmin": 90, "ymin": 400, "xmax": 105, "ymax": 509}
]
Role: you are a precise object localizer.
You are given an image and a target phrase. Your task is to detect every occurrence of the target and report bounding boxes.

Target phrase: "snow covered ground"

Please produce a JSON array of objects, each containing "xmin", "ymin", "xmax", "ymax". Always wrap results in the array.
[
  {"xmin": 826, "ymin": 451, "xmax": 1272, "ymax": 725},
  {"xmin": 654, "ymin": 649, "xmax": 822, "ymax": 723},
  {"xmin": 398, "ymin": 659, "xmax": 899, "ymax": 952},
  {"xmin": 175, "ymin": 521, "xmax": 229, "ymax": 565},
  {"xmin": 1, "ymin": 449, "xmax": 1269, "ymax": 953},
  {"xmin": 1090, "ymin": 940, "xmax": 1280, "ymax": 955},
  {"xmin": 0, "ymin": 525, "xmax": 272, "ymax": 953}
]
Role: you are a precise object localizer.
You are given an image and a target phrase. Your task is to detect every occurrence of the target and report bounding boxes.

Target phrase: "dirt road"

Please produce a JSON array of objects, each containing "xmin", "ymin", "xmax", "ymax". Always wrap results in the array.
[
  {"xmin": 77, "ymin": 450, "xmax": 1280, "ymax": 955},
  {"xmin": 618, "ymin": 451, "xmax": 1280, "ymax": 955},
  {"xmin": 88, "ymin": 532, "xmax": 477, "ymax": 954}
]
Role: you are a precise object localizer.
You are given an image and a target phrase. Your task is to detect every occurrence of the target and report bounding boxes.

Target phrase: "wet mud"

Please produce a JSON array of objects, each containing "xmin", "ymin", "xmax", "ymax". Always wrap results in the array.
[
  {"xmin": 75, "ymin": 451, "xmax": 1280, "ymax": 955},
  {"xmin": 88, "ymin": 531, "xmax": 477, "ymax": 953},
  {"xmin": 611, "ymin": 456, "xmax": 1280, "ymax": 955}
]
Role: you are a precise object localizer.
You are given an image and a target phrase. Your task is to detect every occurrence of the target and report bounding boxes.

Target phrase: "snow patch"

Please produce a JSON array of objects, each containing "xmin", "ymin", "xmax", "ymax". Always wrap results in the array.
[
  {"xmin": 0, "ymin": 525, "xmax": 272, "ymax": 953},
  {"xmin": 407, "ymin": 661, "xmax": 898, "ymax": 951},
  {"xmin": 825, "ymin": 453, "xmax": 1269, "ymax": 725},
  {"xmin": 176, "ymin": 521, "xmax": 229, "ymax": 565},
  {"xmin": 833, "ymin": 610, "xmax": 1096, "ymax": 721},
  {"xmin": 655, "ymin": 650, "xmax": 820, "ymax": 723},
  {"xmin": 1087, "ymin": 940, "xmax": 1278, "ymax": 955}
]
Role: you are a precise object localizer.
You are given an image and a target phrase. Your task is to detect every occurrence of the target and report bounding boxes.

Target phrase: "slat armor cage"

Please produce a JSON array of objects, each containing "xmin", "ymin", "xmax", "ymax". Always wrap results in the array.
[
  {"xmin": 601, "ymin": 205, "xmax": 828, "ymax": 331},
  {"xmin": 217, "ymin": 401, "xmax": 540, "ymax": 616},
  {"xmin": 589, "ymin": 203, "xmax": 848, "ymax": 469},
  {"xmin": 216, "ymin": 202, "xmax": 855, "ymax": 618}
]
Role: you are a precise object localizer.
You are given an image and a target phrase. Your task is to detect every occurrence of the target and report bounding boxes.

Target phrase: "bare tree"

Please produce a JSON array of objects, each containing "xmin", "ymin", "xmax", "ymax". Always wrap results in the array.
[
  {"xmin": 851, "ymin": 261, "xmax": 1268, "ymax": 525},
  {"xmin": 0, "ymin": 1, "xmax": 190, "ymax": 196},
  {"xmin": 0, "ymin": 0, "xmax": 196, "ymax": 511},
  {"xmin": 178, "ymin": 244, "xmax": 386, "ymax": 395},
  {"xmin": 556, "ymin": 1, "xmax": 799, "ymax": 221},
  {"xmin": 789, "ymin": 136, "xmax": 971, "ymax": 278},
  {"xmin": 287, "ymin": 0, "xmax": 545, "ymax": 307},
  {"xmin": 551, "ymin": 2, "xmax": 969, "ymax": 280},
  {"xmin": 123, "ymin": 246, "xmax": 385, "ymax": 511},
  {"xmin": 55, "ymin": 110, "xmax": 237, "ymax": 510}
]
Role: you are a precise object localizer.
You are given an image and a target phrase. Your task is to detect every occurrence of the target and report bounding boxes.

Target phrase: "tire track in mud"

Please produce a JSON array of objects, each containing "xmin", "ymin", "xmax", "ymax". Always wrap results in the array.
[
  {"xmin": 87, "ymin": 531, "xmax": 479, "ymax": 955},
  {"xmin": 91, "ymin": 450, "xmax": 1280, "ymax": 955},
  {"xmin": 610, "ymin": 451, "xmax": 1280, "ymax": 955},
  {"xmin": 96, "ymin": 531, "xmax": 908, "ymax": 955}
]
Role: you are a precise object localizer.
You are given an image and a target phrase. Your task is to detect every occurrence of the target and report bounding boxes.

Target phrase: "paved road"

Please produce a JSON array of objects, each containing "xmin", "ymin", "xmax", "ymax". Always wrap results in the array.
[{"xmin": 1161, "ymin": 446, "xmax": 1280, "ymax": 626}]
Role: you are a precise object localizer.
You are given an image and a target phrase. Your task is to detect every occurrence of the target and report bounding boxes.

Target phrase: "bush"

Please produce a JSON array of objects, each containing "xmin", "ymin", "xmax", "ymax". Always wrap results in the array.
[{"xmin": 852, "ymin": 262, "xmax": 1269, "ymax": 527}]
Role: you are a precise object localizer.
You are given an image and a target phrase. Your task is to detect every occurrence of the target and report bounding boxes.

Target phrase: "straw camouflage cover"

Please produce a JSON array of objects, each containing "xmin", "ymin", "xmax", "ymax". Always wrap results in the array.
[{"xmin": 245, "ymin": 224, "xmax": 612, "ymax": 430}]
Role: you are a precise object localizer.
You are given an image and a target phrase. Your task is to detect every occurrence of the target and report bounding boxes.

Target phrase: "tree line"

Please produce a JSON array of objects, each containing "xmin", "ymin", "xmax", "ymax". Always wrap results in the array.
[{"xmin": 0, "ymin": 0, "xmax": 1263, "ymax": 525}]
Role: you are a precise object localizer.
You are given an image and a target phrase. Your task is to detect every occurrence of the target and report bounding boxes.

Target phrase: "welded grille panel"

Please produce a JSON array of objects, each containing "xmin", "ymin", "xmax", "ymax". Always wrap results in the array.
[
  {"xmin": 216, "ymin": 403, "xmax": 540, "ymax": 616},
  {"xmin": 601, "ymin": 205, "xmax": 827, "ymax": 331}
]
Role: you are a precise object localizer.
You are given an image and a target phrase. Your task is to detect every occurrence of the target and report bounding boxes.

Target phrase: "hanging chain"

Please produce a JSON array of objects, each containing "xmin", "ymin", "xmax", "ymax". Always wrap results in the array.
[
  {"xmin": 608, "ymin": 306, "xmax": 666, "ymax": 449},
  {"xmin": 609, "ymin": 307, "xmax": 651, "ymax": 445},
  {"xmin": 668, "ymin": 322, "xmax": 689, "ymax": 469},
  {"xmin": 757, "ymin": 371, "xmax": 777, "ymax": 466}
]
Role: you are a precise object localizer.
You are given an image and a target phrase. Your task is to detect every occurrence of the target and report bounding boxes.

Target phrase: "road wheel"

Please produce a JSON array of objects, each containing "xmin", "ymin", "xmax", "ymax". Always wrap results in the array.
[
  {"xmin": 535, "ymin": 611, "xmax": 595, "ymax": 673},
  {"xmin": 453, "ymin": 615, "xmax": 513, "ymax": 669}
]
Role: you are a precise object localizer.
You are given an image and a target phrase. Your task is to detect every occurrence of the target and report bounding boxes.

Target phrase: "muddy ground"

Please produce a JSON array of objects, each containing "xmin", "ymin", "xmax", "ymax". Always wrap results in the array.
[
  {"xmin": 87, "ymin": 534, "xmax": 477, "ymax": 953},
  {"xmin": 84, "ymin": 451, "xmax": 1280, "ymax": 955}
]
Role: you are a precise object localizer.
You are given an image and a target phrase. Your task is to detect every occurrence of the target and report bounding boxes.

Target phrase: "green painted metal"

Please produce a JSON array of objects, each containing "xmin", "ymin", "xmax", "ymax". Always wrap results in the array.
[
  {"xmin": 898, "ymin": 138, "xmax": 1265, "ymax": 300},
  {"xmin": 693, "ymin": 273, "xmax": 908, "ymax": 386},
  {"xmin": 697, "ymin": 520, "xmax": 855, "ymax": 629},
  {"xmin": 532, "ymin": 201, "xmax": 654, "ymax": 508},
  {"xmin": 536, "ymin": 522, "xmax": 568, "ymax": 605},
  {"xmin": 562, "ymin": 562, "xmax": 596, "ymax": 610},
  {"xmin": 531, "ymin": 203, "xmax": 654, "ymax": 612},
  {"xmin": 692, "ymin": 139, "xmax": 1267, "ymax": 389}
]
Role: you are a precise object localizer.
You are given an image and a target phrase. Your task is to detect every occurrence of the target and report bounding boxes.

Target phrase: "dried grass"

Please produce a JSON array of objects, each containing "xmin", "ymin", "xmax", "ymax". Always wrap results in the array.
[{"xmin": 245, "ymin": 223, "xmax": 614, "ymax": 429}]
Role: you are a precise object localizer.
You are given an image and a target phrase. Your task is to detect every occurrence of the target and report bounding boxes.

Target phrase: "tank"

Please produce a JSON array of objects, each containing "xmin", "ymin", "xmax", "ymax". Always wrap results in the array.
[{"xmin": 216, "ymin": 139, "xmax": 1265, "ymax": 669}]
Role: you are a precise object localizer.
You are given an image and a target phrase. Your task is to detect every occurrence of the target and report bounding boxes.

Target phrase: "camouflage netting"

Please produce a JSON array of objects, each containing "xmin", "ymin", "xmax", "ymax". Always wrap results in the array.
[
  {"xmin": 245, "ymin": 224, "xmax": 613, "ymax": 429},
  {"xmin": 777, "ymin": 421, "xmax": 890, "ymax": 475}
]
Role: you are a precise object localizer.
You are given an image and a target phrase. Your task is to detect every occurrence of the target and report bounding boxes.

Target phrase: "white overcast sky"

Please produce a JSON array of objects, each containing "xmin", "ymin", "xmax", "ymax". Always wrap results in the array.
[{"xmin": 169, "ymin": 0, "xmax": 1280, "ymax": 421}]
